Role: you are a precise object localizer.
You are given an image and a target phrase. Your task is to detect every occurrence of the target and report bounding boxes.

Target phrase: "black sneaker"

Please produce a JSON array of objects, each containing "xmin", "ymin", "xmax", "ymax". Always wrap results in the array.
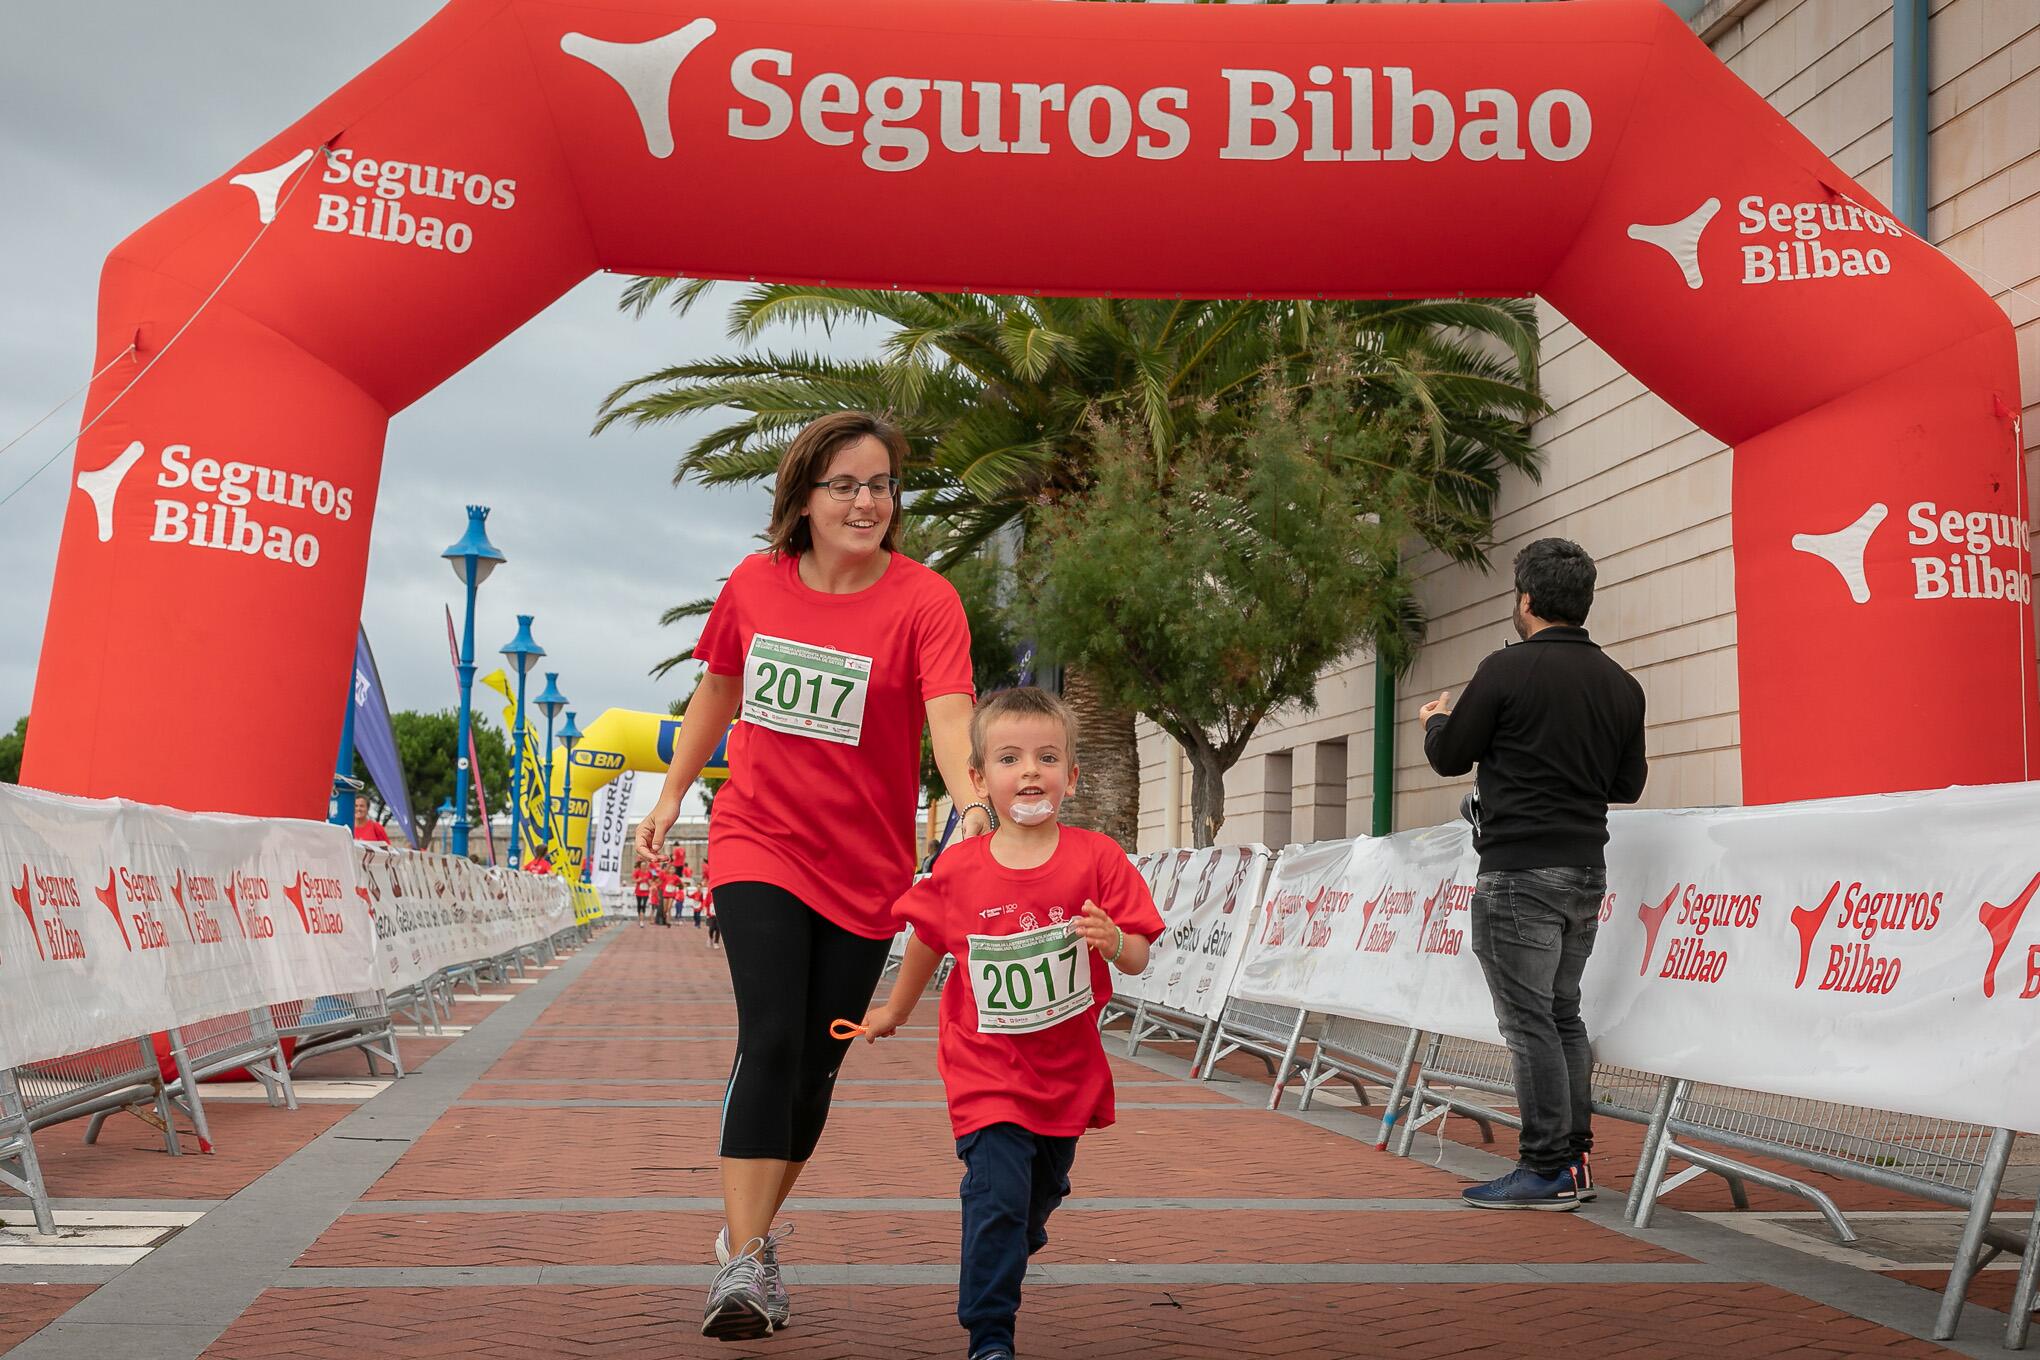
[
  {"xmin": 1461, "ymin": 1166, "xmax": 1579, "ymax": 1211},
  {"xmin": 1567, "ymin": 1153, "xmax": 1598, "ymax": 1202},
  {"xmin": 969, "ymin": 1350, "xmax": 1015, "ymax": 1360}
]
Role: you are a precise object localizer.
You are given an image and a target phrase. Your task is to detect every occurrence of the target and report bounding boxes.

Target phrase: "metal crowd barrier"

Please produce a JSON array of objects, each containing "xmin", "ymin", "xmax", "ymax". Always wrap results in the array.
[
  {"xmin": 1296, "ymin": 1018, "xmax": 1422, "ymax": 1148},
  {"xmin": 18, "ymin": 1038, "xmax": 182, "ymax": 1157},
  {"xmin": 1121, "ymin": 997, "xmax": 1212, "ymax": 1067},
  {"xmin": 2009, "ymin": 1203, "xmax": 2039, "ymax": 1349},
  {"xmin": 0, "ymin": 1070, "xmax": 53, "ymax": 1234},
  {"xmin": 116, "ymin": 1008, "xmax": 299, "ymax": 1152},
  {"xmin": 271, "ymin": 990, "xmax": 404, "ymax": 1078},
  {"xmin": 1628, "ymin": 1079, "xmax": 2020, "ymax": 1342},
  {"xmin": 1199, "ymin": 999, "xmax": 1317, "ymax": 1110}
]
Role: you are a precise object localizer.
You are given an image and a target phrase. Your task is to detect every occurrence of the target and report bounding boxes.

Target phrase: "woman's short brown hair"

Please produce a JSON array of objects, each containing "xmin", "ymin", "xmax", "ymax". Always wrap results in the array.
[{"xmin": 766, "ymin": 411, "xmax": 909, "ymax": 558}]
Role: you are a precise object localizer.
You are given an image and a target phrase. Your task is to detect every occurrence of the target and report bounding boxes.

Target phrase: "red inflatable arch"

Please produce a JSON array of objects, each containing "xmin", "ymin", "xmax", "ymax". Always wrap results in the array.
[{"xmin": 27, "ymin": 0, "xmax": 2033, "ymax": 817}]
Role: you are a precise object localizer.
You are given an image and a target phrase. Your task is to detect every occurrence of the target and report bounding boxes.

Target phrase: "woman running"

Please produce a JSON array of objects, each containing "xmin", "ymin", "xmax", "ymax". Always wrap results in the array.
[{"xmin": 636, "ymin": 410, "xmax": 983, "ymax": 1342}]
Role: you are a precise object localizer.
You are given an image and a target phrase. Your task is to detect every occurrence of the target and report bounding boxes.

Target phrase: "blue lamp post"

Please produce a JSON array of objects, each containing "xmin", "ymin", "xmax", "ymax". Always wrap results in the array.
[
  {"xmin": 558, "ymin": 710, "xmax": 584, "ymax": 879},
  {"xmin": 436, "ymin": 796, "xmax": 455, "ymax": 854},
  {"xmin": 440, "ymin": 505, "xmax": 504, "ymax": 859},
  {"xmin": 533, "ymin": 671, "xmax": 568, "ymax": 865},
  {"xmin": 499, "ymin": 615, "xmax": 545, "ymax": 869}
]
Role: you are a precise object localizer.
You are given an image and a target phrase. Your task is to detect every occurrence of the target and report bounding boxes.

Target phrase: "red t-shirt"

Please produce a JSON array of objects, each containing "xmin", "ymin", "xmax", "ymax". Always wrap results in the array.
[
  {"xmin": 696, "ymin": 551, "xmax": 974, "ymax": 938},
  {"xmin": 353, "ymin": 821, "xmax": 390, "ymax": 844},
  {"xmin": 891, "ymin": 828, "xmax": 1165, "ymax": 1139},
  {"xmin": 633, "ymin": 867, "xmax": 653, "ymax": 892}
]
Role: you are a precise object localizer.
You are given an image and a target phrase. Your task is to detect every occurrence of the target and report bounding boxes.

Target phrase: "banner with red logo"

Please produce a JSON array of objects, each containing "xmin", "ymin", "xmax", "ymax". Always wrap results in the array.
[
  {"xmin": 1125, "ymin": 845, "xmax": 1273, "ymax": 1022},
  {"xmin": 1232, "ymin": 781, "xmax": 2040, "ymax": 1135},
  {"xmin": 0, "ymin": 783, "xmax": 374, "ymax": 1072},
  {"xmin": 356, "ymin": 845, "xmax": 575, "ymax": 992},
  {"xmin": 23, "ymin": 0, "xmax": 2031, "ymax": 825}
]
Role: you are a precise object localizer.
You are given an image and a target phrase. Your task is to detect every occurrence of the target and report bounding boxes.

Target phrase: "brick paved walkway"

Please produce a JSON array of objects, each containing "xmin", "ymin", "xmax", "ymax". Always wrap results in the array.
[{"xmin": 0, "ymin": 922, "xmax": 2026, "ymax": 1358}]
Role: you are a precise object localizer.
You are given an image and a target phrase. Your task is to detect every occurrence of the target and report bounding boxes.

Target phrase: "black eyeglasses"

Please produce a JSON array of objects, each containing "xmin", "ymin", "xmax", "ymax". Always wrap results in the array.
[{"xmin": 811, "ymin": 475, "xmax": 900, "ymax": 502}]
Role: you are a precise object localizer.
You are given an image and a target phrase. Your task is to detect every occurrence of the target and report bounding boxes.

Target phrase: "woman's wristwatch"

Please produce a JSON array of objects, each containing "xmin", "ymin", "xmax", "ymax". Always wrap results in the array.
[{"xmin": 959, "ymin": 801, "xmax": 997, "ymax": 831}]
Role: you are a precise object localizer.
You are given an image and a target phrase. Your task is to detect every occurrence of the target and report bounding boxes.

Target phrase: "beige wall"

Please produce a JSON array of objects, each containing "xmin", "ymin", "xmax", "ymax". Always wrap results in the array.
[{"xmin": 1139, "ymin": 0, "xmax": 2040, "ymax": 852}]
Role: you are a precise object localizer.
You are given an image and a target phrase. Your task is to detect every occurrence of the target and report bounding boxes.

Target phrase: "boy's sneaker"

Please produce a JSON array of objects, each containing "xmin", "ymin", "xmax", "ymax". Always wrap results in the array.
[
  {"xmin": 715, "ymin": 1223, "xmax": 794, "ymax": 1330},
  {"xmin": 700, "ymin": 1235, "xmax": 774, "ymax": 1341},
  {"xmin": 969, "ymin": 1350, "xmax": 1016, "ymax": 1360},
  {"xmin": 1568, "ymin": 1153, "xmax": 1597, "ymax": 1202},
  {"xmin": 1461, "ymin": 1167, "xmax": 1579, "ymax": 1211}
]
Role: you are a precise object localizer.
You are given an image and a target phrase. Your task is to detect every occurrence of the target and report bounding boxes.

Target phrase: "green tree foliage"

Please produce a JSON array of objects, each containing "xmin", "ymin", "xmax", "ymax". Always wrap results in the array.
[
  {"xmin": 602, "ymin": 282, "xmax": 1542, "ymax": 848},
  {"xmin": 354, "ymin": 709, "xmax": 511, "ymax": 846},
  {"xmin": 1026, "ymin": 376, "xmax": 1417, "ymax": 847},
  {"xmin": 0, "ymin": 717, "xmax": 25, "ymax": 784}
]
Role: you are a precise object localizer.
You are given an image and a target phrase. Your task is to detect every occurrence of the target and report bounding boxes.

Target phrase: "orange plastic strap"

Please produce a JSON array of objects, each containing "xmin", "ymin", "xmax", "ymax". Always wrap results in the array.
[{"xmin": 829, "ymin": 1019, "xmax": 870, "ymax": 1040}]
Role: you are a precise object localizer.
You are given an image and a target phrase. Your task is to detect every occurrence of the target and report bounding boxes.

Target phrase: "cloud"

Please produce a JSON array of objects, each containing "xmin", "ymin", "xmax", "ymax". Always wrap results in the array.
[{"xmin": 0, "ymin": 3, "xmax": 860, "ymax": 733}]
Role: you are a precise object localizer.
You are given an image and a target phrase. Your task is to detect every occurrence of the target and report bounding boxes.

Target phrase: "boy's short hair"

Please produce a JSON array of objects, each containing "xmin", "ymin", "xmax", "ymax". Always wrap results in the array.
[{"xmin": 969, "ymin": 687, "xmax": 1079, "ymax": 770}]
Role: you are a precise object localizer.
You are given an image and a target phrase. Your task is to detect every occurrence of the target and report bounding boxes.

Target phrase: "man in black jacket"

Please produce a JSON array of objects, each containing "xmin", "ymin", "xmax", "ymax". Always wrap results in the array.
[{"xmin": 1422, "ymin": 538, "xmax": 1646, "ymax": 1212}]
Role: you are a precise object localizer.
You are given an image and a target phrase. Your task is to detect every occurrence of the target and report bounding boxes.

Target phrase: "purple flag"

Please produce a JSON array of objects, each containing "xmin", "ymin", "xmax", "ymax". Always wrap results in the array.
[{"xmin": 352, "ymin": 628, "xmax": 419, "ymax": 847}]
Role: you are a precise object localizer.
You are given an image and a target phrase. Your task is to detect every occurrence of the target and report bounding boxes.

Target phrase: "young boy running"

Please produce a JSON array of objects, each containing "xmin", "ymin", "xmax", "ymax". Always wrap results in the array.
[{"xmin": 861, "ymin": 687, "xmax": 1163, "ymax": 1360}]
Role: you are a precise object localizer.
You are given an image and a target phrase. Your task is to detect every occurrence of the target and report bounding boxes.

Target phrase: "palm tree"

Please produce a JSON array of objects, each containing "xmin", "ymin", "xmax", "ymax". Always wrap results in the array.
[{"xmin": 598, "ymin": 283, "xmax": 1545, "ymax": 848}]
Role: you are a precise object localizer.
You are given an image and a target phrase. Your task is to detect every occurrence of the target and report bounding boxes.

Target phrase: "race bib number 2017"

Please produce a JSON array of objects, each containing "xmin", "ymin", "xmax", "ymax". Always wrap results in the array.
[
  {"xmin": 967, "ymin": 922, "xmax": 1094, "ymax": 1035},
  {"xmin": 741, "ymin": 634, "xmax": 871, "ymax": 745}
]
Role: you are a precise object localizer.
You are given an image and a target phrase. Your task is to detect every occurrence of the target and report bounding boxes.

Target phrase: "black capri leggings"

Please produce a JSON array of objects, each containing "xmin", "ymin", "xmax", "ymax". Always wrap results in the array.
[{"xmin": 716, "ymin": 882, "xmax": 892, "ymax": 1162}]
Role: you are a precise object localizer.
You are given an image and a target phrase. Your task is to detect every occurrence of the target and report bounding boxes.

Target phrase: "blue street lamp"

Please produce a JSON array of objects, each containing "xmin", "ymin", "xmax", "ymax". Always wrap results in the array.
[
  {"xmin": 436, "ymin": 796, "xmax": 455, "ymax": 854},
  {"xmin": 441, "ymin": 505, "xmax": 504, "ymax": 859},
  {"xmin": 558, "ymin": 711, "xmax": 584, "ymax": 879},
  {"xmin": 533, "ymin": 671, "xmax": 568, "ymax": 865},
  {"xmin": 499, "ymin": 615, "xmax": 545, "ymax": 869}
]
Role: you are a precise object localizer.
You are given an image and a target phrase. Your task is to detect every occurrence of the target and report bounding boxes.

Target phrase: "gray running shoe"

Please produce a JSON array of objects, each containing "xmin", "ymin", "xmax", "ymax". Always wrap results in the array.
[
  {"xmin": 701, "ymin": 1235, "xmax": 773, "ymax": 1341},
  {"xmin": 716, "ymin": 1222, "xmax": 794, "ymax": 1330}
]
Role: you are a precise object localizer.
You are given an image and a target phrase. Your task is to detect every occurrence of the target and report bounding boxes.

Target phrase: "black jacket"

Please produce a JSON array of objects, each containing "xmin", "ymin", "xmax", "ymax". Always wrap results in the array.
[{"xmin": 1422, "ymin": 626, "xmax": 1647, "ymax": 873}]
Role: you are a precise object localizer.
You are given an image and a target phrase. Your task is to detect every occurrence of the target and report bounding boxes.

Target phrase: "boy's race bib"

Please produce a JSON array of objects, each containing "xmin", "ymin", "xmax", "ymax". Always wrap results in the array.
[
  {"xmin": 966, "ymin": 922, "xmax": 1094, "ymax": 1035},
  {"xmin": 741, "ymin": 634, "xmax": 871, "ymax": 746}
]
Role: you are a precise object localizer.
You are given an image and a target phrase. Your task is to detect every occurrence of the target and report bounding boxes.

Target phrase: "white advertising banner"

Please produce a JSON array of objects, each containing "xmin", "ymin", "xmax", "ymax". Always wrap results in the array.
[
  {"xmin": 1133, "ymin": 845, "xmax": 1273, "ymax": 1021},
  {"xmin": 590, "ymin": 773, "xmax": 634, "ymax": 893},
  {"xmin": 1232, "ymin": 782, "xmax": 2040, "ymax": 1135},
  {"xmin": 357, "ymin": 845, "xmax": 575, "ymax": 992},
  {"xmin": 0, "ymin": 783, "xmax": 375, "ymax": 1072}
]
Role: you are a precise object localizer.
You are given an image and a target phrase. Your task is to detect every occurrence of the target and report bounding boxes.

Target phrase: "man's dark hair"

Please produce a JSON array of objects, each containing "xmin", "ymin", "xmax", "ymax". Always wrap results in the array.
[{"xmin": 1513, "ymin": 538, "xmax": 1596, "ymax": 626}]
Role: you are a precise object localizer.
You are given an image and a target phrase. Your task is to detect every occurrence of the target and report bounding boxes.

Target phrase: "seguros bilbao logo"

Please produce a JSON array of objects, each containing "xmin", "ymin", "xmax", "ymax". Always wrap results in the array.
[
  {"xmin": 73, "ymin": 439, "xmax": 355, "ymax": 571},
  {"xmin": 1628, "ymin": 193, "xmax": 1900, "ymax": 291},
  {"xmin": 96, "ymin": 866, "xmax": 172, "ymax": 953},
  {"xmin": 1790, "ymin": 879, "xmax": 1941, "ymax": 996},
  {"xmin": 560, "ymin": 18, "xmax": 1591, "ymax": 171},
  {"xmin": 12, "ymin": 862, "xmax": 85, "ymax": 962},
  {"xmin": 1978, "ymin": 870, "xmax": 2040, "ymax": 1000}
]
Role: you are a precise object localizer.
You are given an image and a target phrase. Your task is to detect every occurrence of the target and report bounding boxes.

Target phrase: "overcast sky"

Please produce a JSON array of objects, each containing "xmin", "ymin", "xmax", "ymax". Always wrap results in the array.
[{"xmin": 0, "ymin": 5, "xmax": 846, "ymax": 738}]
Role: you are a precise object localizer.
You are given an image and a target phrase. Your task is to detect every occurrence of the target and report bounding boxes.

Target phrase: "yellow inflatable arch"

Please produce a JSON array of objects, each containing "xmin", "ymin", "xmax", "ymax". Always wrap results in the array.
[{"xmin": 536, "ymin": 708, "xmax": 731, "ymax": 880}]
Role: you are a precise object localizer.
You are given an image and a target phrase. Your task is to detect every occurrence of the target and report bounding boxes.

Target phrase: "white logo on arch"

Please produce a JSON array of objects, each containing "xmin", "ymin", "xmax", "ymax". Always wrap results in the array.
[
  {"xmin": 1792, "ymin": 502, "xmax": 1887, "ymax": 605},
  {"xmin": 230, "ymin": 149, "xmax": 315, "ymax": 225},
  {"xmin": 75, "ymin": 440, "xmax": 147, "ymax": 543},
  {"xmin": 561, "ymin": 20, "xmax": 718, "ymax": 159},
  {"xmin": 1628, "ymin": 197, "xmax": 1721, "ymax": 290}
]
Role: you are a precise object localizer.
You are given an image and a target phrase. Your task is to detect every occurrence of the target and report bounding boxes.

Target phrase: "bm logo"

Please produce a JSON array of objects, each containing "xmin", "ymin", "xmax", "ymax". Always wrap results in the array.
[{"xmin": 569, "ymin": 749, "xmax": 626, "ymax": 772}]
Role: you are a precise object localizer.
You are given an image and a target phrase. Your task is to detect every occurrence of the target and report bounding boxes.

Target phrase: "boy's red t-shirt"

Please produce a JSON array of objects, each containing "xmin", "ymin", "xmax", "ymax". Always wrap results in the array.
[
  {"xmin": 696, "ymin": 551, "xmax": 974, "ymax": 938},
  {"xmin": 891, "ymin": 828, "xmax": 1164, "ymax": 1139}
]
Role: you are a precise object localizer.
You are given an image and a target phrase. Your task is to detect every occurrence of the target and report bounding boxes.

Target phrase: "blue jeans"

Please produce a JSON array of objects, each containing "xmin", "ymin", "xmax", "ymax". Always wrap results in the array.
[
  {"xmin": 1468, "ymin": 866, "xmax": 1604, "ymax": 1177},
  {"xmin": 957, "ymin": 1123, "xmax": 1078, "ymax": 1357}
]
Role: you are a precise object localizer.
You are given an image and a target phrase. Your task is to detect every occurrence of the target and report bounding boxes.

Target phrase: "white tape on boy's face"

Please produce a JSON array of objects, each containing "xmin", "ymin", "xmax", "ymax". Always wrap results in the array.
[{"xmin": 1007, "ymin": 798, "xmax": 1057, "ymax": 826}]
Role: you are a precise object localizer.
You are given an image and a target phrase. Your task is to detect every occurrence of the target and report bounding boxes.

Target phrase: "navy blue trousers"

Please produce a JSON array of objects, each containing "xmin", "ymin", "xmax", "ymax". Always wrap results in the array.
[{"xmin": 956, "ymin": 1122, "xmax": 1078, "ymax": 1357}]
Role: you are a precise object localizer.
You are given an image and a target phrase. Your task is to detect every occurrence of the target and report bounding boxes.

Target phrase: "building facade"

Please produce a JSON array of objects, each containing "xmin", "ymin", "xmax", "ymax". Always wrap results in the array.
[{"xmin": 1139, "ymin": 0, "xmax": 2040, "ymax": 849}]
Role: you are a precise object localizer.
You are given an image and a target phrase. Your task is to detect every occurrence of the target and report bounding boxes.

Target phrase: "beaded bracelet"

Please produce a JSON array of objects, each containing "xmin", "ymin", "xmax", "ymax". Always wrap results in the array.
[
  {"xmin": 1107, "ymin": 924, "xmax": 1125, "ymax": 964},
  {"xmin": 959, "ymin": 801, "xmax": 997, "ymax": 831}
]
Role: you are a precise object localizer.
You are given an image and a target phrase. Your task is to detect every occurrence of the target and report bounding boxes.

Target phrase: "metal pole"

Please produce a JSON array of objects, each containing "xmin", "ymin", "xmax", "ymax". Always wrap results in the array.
[
  {"xmin": 541, "ymin": 708, "xmax": 558, "ymax": 861},
  {"xmin": 509, "ymin": 664, "xmax": 530, "ymax": 866},
  {"xmin": 1892, "ymin": 0, "xmax": 1930, "ymax": 235},
  {"xmin": 1371, "ymin": 643, "xmax": 1395, "ymax": 837},
  {"xmin": 330, "ymin": 670, "xmax": 357, "ymax": 827},
  {"xmin": 452, "ymin": 574, "xmax": 479, "ymax": 859}
]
